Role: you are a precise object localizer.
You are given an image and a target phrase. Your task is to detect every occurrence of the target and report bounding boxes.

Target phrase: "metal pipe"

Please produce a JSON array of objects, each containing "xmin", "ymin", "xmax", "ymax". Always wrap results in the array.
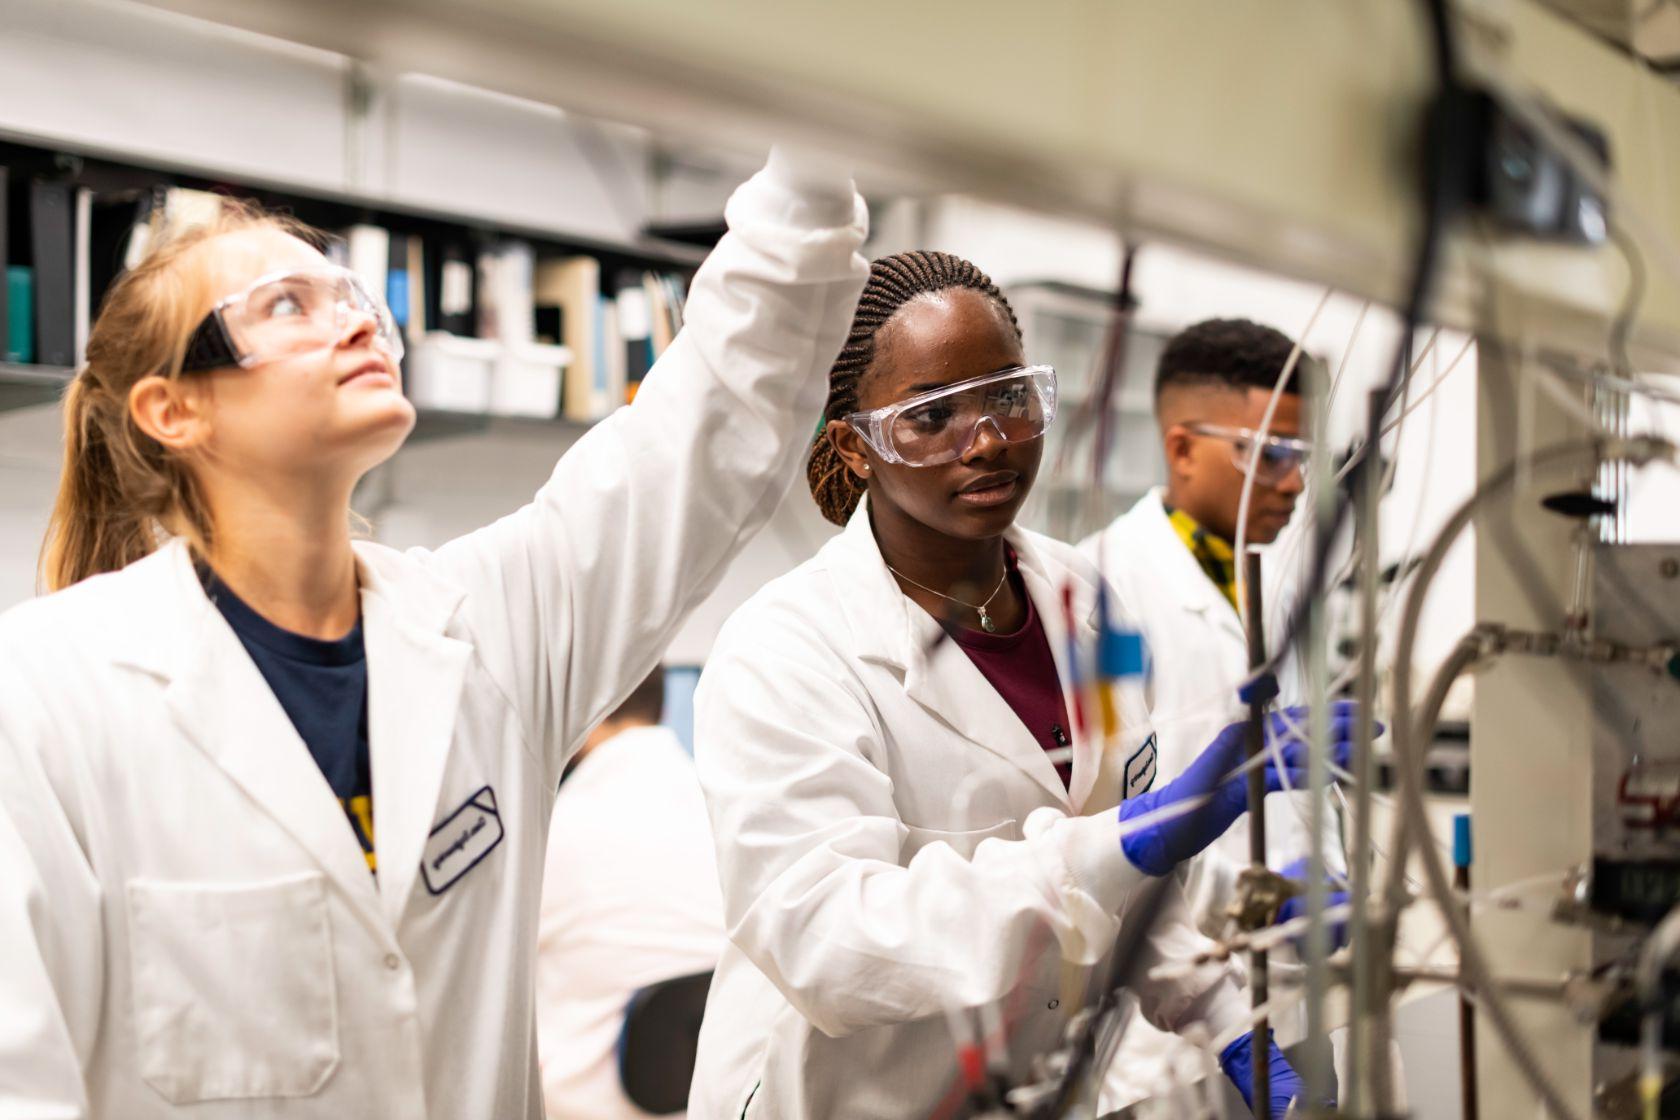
[
  {"xmin": 1244, "ymin": 548, "xmax": 1272, "ymax": 1119},
  {"xmin": 1299, "ymin": 349, "xmax": 1336, "ymax": 1111},
  {"xmin": 1345, "ymin": 388, "xmax": 1385, "ymax": 1116},
  {"xmin": 1453, "ymin": 820, "xmax": 1478, "ymax": 1120}
]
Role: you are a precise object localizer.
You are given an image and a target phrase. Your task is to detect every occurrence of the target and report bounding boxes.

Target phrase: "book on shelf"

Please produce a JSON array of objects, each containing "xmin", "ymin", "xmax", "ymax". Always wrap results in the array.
[
  {"xmin": 29, "ymin": 180, "xmax": 74, "ymax": 369},
  {"xmin": 5, "ymin": 266, "xmax": 29, "ymax": 364}
]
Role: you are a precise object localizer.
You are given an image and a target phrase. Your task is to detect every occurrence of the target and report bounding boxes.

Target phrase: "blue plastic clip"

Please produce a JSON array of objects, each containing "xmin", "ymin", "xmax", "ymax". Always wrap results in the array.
[
  {"xmin": 1236, "ymin": 671, "xmax": 1279, "ymax": 707},
  {"xmin": 1099, "ymin": 626, "xmax": 1146, "ymax": 679},
  {"xmin": 1452, "ymin": 814, "xmax": 1472, "ymax": 869}
]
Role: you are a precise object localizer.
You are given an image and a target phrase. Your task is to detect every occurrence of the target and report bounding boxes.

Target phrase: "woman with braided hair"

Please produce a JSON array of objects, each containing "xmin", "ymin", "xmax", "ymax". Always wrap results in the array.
[{"xmin": 690, "ymin": 251, "xmax": 1352, "ymax": 1117}]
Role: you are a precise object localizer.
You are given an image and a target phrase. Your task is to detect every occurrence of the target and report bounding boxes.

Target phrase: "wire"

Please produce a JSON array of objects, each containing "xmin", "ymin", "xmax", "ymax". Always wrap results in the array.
[
  {"xmin": 1273, "ymin": 300, "xmax": 1372, "ymax": 589},
  {"xmin": 1245, "ymin": 0, "xmax": 1463, "ymax": 700},
  {"xmin": 1609, "ymin": 225, "xmax": 1648, "ymax": 382},
  {"xmin": 1038, "ymin": 3, "xmax": 1462, "ymax": 1106},
  {"xmin": 1333, "ymin": 332, "xmax": 1474, "ymax": 486}
]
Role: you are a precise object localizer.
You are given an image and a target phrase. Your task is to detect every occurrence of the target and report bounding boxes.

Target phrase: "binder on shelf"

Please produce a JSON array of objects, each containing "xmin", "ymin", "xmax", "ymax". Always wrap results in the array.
[
  {"xmin": 617, "ymin": 278, "xmax": 654, "ymax": 404},
  {"xmin": 30, "ymin": 179, "xmax": 74, "ymax": 369},
  {"xmin": 73, "ymin": 188, "xmax": 91, "ymax": 367},
  {"xmin": 429, "ymin": 239, "xmax": 476, "ymax": 336},
  {"xmin": 476, "ymin": 241, "xmax": 534, "ymax": 345},
  {"xmin": 534, "ymin": 255, "xmax": 601, "ymax": 421},
  {"xmin": 386, "ymin": 233, "xmax": 412, "ymax": 330},
  {"xmin": 404, "ymin": 236, "xmax": 427, "ymax": 339},
  {"xmin": 0, "ymin": 165, "xmax": 8, "ymax": 362},
  {"xmin": 597, "ymin": 293, "xmax": 623, "ymax": 418},
  {"xmin": 346, "ymin": 224, "xmax": 389, "ymax": 312},
  {"xmin": 6, "ymin": 268, "xmax": 31, "ymax": 364}
]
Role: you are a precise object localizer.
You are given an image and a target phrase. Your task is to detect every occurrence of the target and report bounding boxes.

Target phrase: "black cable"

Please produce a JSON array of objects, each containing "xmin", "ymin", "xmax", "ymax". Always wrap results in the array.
[
  {"xmin": 1028, "ymin": 2, "xmax": 1468, "ymax": 1115},
  {"xmin": 1244, "ymin": 0, "xmax": 1465, "ymax": 695}
]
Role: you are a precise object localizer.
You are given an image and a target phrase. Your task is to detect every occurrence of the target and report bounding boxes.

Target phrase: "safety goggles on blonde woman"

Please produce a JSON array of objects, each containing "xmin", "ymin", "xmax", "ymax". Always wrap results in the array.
[
  {"xmin": 179, "ymin": 265, "xmax": 404, "ymax": 373},
  {"xmin": 844, "ymin": 365, "xmax": 1058, "ymax": 468}
]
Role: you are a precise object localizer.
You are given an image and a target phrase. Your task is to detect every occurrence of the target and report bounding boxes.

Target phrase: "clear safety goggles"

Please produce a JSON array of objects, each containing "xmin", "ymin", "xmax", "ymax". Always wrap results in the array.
[
  {"xmin": 1187, "ymin": 422, "xmax": 1312, "ymax": 485},
  {"xmin": 180, "ymin": 265, "xmax": 404, "ymax": 373},
  {"xmin": 844, "ymin": 365, "xmax": 1058, "ymax": 468}
]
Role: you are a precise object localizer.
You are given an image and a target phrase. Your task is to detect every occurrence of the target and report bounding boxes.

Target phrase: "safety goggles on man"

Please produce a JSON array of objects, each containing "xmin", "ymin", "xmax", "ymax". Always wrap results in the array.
[
  {"xmin": 844, "ymin": 365, "xmax": 1058, "ymax": 468},
  {"xmin": 1186, "ymin": 422, "xmax": 1311, "ymax": 485},
  {"xmin": 180, "ymin": 265, "xmax": 404, "ymax": 373}
]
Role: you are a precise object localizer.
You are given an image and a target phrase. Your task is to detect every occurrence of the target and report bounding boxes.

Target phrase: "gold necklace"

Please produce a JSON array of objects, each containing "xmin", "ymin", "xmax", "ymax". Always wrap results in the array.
[{"xmin": 885, "ymin": 561, "xmax": 1011, "ymax": 633}]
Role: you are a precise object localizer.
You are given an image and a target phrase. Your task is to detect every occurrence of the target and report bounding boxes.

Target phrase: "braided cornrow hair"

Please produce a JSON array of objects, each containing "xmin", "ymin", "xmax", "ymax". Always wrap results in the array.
[{"xmin": 807, "ymin": 250, "xmax": 1021, "ymax": 526}]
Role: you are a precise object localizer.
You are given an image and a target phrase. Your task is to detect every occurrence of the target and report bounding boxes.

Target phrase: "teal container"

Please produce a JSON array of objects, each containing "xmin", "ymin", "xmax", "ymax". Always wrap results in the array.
[{"xmin": 6, "ymin": 266, "xmax": 32, "ymax": 364}]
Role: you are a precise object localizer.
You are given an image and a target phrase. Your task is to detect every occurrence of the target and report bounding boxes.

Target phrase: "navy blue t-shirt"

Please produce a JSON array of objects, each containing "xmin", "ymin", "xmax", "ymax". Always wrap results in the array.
[{"xmin": 199, "ymin": 566, "xmax": 377, "ymax": 873}]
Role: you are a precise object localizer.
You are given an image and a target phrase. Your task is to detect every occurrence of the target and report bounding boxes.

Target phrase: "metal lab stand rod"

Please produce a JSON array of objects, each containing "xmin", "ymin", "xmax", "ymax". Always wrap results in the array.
[
  {"xmin": 1348, "ymin": 387, "xmax": 1385, "ymax": 1116},
  {"xmin": 1244, "ymin": 549, "xmax": 1272, "ymax": 1119}
]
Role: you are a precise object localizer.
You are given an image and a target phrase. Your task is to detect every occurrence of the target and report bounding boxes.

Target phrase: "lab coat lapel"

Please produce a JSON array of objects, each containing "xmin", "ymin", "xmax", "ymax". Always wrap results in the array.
[
  {"xmin": 904, "ymin": 608, "xmax": 1070, "ymax": 807},
  {"xmin": 355, "ymin": 546, "xmax": 472, "ymax": 926},
  {"xmin": 830, "ymin": 503, "xmax": 1068, "ymax": 807},
  {"xmin": 159, "ymin": 548, "xmax": 386, "ymax": 926}
]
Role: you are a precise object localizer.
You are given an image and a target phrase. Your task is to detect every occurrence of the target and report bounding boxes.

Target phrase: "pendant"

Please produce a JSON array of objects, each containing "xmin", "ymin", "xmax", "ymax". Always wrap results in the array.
[{"xmin": 979, "ymin": 608, "xmax": 996, "ymax": 633}]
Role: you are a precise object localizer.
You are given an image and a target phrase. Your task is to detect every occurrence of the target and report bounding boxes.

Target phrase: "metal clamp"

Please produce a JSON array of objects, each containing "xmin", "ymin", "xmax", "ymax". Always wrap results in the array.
[{"xmin": 1229, "ymin": 866, "xmax": 1303, "ymax": 932}]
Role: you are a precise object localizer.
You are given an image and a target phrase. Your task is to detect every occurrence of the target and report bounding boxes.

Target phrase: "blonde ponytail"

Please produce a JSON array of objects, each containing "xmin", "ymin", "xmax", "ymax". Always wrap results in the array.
[{"xmin": 39, "ymin": 199, "xmax": 318, "ymax": 591}]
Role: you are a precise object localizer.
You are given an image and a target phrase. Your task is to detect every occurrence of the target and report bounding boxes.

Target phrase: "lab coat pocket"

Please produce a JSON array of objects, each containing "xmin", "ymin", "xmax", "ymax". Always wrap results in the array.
[
  {"xmin": 901, "ymin": 819, "xmax": 1018, "ymax": 861},
  {"xmin": 126, "ymin": 871, "xmax": 340, "ymax": 1103}
]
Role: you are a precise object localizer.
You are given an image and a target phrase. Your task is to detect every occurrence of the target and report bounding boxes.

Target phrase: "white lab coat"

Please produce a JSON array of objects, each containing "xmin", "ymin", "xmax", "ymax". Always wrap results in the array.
[
  {"xmin": 1079, "ymin": 488, "xmax": 1337, "ymax": 1103},
  {"xmin": 690, "ymin": 500, "xmax": 1250, "ymax": 1120},
  {"xmin": 0, "ymin": 155, "xmax": 868, "ymax": 1119},
  {"xmin": 536, "ymin": 724, "xmax": 724, "ymax": 1120}
]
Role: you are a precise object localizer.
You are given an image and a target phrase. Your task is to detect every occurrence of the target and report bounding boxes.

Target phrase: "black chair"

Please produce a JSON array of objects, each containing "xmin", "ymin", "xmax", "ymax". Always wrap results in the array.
[{"xmin": 616, "ymin": 969, "xmax": 714, "ymax": 1115}]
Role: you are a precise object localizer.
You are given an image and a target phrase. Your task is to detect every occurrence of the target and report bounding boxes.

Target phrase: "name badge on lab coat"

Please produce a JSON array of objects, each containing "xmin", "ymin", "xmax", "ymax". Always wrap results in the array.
[
  {"xmin": 1124, "ymin": 734, "xmax": 1158, "ymax": 800},
  {"xmin": 422, "ymin": 785, "xmax": 504, "ymax": 895}
]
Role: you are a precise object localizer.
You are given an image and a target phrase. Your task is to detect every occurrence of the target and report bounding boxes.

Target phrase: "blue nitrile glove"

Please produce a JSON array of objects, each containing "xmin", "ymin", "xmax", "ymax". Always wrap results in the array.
[
  {"xmin": 1276, "ymin": 857, "xmax": 1351, "ymax": 951},
  {"xmin": 1119, "ymin": 700, "xmax": 1372, "ymax": 877},
  {"xmin": 1220, "ymin": 1030, "xmax": 1326, "ymax": 1115}
]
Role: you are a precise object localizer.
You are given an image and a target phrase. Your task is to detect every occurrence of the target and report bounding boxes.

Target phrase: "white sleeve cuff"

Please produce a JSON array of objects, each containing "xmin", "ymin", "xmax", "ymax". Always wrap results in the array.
[
  {"xmin": 738, "ymin": 146, "xmax": 862, "ymax": 230},
  {"xmin": 1042, "ymin": 809, "xmax": 1146, "ymax": 917}
]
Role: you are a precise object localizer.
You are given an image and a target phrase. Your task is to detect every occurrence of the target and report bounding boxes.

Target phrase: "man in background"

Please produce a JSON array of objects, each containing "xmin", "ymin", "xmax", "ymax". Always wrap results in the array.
[
  {"xmin": 1081, "ymin": 318, "xmax": 1346, "ymax": 1107},
  {"xmin": 536, "ymin": 668, "xmax": 724, "ymax": 1120}
]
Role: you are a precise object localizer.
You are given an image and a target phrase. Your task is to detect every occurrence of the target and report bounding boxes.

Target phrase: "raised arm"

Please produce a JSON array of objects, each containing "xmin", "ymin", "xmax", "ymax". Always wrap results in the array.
[{"xmin": 423, "ymin": 150, "xmax": 869, "ymax": 780}]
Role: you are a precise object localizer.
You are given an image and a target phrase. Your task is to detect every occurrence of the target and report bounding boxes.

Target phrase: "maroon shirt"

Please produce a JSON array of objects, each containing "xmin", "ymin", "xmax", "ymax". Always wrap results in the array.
[{"xmin": 945, "ymin": 568, "xmax": 1075, "ymax": 790}]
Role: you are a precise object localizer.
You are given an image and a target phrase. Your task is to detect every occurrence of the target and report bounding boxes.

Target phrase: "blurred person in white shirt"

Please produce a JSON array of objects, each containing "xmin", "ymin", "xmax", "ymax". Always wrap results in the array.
[{"xmin": 536, "ymin": 668, "xmax": 724, "ymax": 1120}]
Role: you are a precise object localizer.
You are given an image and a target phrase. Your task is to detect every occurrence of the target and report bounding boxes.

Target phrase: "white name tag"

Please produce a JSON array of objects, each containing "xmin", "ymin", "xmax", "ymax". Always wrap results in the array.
[
  {"xmin": 1124, "ymin": 734, "xmax": 1158, "ymax": 800},
  {"xmin": 421, "ymin": 785, "xmax": 504, "ymax": 896}
]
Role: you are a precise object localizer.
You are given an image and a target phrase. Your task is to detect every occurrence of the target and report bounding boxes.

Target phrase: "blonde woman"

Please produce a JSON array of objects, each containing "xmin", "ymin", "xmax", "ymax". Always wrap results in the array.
[{"xmin": 0, "ymin": 150, "xmax": 867, "ymax": 1117}]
